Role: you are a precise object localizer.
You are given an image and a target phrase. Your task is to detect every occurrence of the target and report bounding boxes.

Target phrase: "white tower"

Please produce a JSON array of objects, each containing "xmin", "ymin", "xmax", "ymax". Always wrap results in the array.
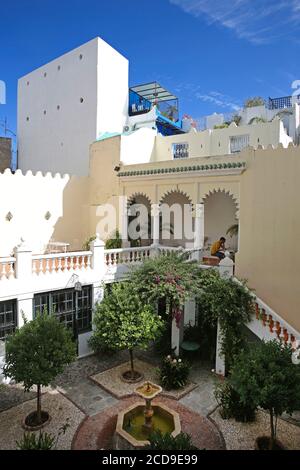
[{"xmin": 17, "ymin": 37, "xmax": 129, "ymax": 176}]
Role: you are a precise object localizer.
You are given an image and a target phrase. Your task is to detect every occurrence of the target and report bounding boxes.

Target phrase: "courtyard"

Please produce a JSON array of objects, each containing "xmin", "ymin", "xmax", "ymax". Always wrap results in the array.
[{"xmin": 1, "ymin": 350, "xmax": 300, "ymax": 451}]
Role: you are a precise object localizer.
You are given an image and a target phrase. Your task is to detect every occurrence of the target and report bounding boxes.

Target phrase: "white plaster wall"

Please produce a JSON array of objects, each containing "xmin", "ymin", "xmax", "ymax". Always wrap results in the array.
[
  {"xmin": 127, "ymin": 107, "xmax": 157, "ymax": 131},
  {"xmin": 205, "ymin": 113, "xmax": 224, "ymax": 129},
  {"xmin": 204, "ymin": 191, "xmax": 238, "ymax": 251},
  {"xmin": 120, "ymin": 127, "xmax": 156, "ymax": 165},
  {"xmin": 18, "ymin": 37, "xmax": 129, "ymax": 176},
  {"xmin": 153, "ymin": 119, "xmax": 292, "ymax": 161},
  {"xmin": 96, "ymin": 38, "xmax": 129, "ymax": 136},
  {"xmin": 0, "ymin": 169, "xmax": 88, "ymax": 256},
  {"xmin": 18, "ymin": 38, "xmax": 99, "ymax": 176}
]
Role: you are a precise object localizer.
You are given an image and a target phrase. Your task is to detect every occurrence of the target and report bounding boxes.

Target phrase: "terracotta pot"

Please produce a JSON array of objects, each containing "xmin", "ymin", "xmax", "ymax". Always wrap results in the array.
[{"xmin": 22, "ymin": 410, "xmax": 51, "ymax": 431}]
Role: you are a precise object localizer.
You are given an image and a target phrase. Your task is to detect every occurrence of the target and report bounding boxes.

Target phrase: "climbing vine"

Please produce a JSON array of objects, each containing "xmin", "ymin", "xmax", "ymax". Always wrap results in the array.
[
  {"xmin": 130, "ymin": 251, "xmax": 254, "ymax": 368},
  {"xmin": 197, "ymin": 269, "xmax": 254, "ymax": 370}
]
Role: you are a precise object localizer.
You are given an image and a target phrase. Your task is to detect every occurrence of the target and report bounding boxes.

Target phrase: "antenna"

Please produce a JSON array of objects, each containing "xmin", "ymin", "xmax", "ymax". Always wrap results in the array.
[{"xmin": 0, "ymin": 116, "xmax": 16, "ymax": 137}]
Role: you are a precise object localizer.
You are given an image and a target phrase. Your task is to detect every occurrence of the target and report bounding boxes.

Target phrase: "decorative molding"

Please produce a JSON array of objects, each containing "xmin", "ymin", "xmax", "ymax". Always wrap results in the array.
[
  {"xmin": 127, "ymin": 192, "xmax": 153, "ymax": 208},
  {"xmin": 5, "ymin": 211, "xmax": 13, "ymax": 222},
  {"xmin": 201, "ymin": 188, "xmax": 240, "ymax": 218},
  {"xmin": 118, "ymin": 161, "xmax": 246, "ymax": 178},
  {"xmin": 159, "ymin": 189, "xmax": 193, "ymax": 208}
]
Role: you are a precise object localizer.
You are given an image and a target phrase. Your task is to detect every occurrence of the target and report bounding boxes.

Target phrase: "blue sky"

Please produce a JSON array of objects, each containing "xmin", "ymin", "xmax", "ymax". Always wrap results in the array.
[{"xmin": 1, "ymin": 0, "xmax": 300, "ymax": 143}]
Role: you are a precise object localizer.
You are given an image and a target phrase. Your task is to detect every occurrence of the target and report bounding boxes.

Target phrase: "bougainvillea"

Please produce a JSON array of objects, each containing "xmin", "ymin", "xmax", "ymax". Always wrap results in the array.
[{"xmin": 130, "ymin": 251, "xmax": 202, "ymax": 327}]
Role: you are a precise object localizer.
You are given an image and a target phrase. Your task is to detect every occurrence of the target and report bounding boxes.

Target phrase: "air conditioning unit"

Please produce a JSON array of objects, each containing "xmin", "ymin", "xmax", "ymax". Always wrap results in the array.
[{"xmin": 123, "ymin": 125, "xmax": 130, "ymax": 133}]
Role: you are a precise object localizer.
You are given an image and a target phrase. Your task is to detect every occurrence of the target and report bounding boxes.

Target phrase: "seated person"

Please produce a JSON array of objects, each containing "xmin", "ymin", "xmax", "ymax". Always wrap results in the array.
[{"xmin": 211, "ymin": 237, "xmax": 226, "ymax": 260}]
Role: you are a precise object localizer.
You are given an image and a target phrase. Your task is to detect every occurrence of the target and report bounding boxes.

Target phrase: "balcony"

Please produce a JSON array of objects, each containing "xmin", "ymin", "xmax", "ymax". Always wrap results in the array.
[
  {"xmin": 129, "ymin": 82, "xmax": 184, "ymax": 136},
  {"xmin": 268, "ymin": 95, "xmax": 300, "ymax": 110}
]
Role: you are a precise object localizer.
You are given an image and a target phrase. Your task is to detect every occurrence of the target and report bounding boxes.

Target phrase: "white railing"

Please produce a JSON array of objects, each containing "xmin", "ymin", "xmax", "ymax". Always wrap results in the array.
[
  {"xmin": 32, "ymin": 251, "xmax": 92, "ymax": 275},
  {"xmin": 104, "ymin": 246, "xmax": 151, "ymax": 267},
  {"xmin": 252, "ymin": 295, "xmax": 299, "ymax": 345},
  {"xmin": 233, "ymin": 276, "xmax": 299, "ymax": 345},
  {"xmin": 0, "ymin": 257, "xmax": 16, "ymax": 280}
]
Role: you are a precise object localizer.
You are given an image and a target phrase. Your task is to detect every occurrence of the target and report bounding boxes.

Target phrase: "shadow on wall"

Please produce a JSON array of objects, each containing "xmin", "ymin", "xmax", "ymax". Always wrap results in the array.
[
  {"xmin": 0, "ymin": 170, "xmax": 89, "ymax": 256},
  {"xmin": 204, "ymin": 191, "xmax": 238, "ymax": 252}
]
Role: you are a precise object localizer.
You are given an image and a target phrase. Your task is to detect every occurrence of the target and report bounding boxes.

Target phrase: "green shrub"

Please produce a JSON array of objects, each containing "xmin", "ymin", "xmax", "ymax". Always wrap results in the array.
[
  {"xmin": 213, "ymin": 123, "xmax": 229, "ymax": 129},
  {"xmin": 146, "ymin": 430, "xmax": 197, "ymax": 450},
  {"xmin": 214, "ymin": 381, "xmax": 256, "ymax": 422},
  {"xmin": 16, "ymin": 432, "xmax": 55, "ymax": 450},
  {"xmin": 244, "ymin": 96, "xmax": 265, "ymax": 108},
  {"xmin": 105, "ymin": 229, "xmax": 122, "ymax": 249},
  {"xmin": 82, "ymin": 235, "xmax": 96, "ymax": 251},
  {"xmin": 231, "ymin": 340, "xmax": 300, "ymax": 448},
  {"xmin": 159, "ymin": 355, "xmax": 190, "ymax": 390}
]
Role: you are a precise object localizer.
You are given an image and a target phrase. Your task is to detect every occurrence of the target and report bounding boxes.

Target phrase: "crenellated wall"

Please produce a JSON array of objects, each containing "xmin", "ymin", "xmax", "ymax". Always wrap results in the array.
[
  {"xmin": 1, "ymin": 136, "xmax": 300, "ymax": 333},
  {"xmin": 0, "ymin": 168, "xmax": 89, "ymax": 256}
]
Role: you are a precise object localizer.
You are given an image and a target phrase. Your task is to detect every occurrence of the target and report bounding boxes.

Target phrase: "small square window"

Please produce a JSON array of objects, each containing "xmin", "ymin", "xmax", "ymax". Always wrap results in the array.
[{"xmin": 172, "ymin": 142, "xmax": 189, "ymax": 159}]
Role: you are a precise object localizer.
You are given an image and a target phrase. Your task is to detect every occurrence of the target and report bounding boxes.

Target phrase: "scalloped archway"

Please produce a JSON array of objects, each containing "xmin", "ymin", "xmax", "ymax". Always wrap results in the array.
[
  {"xmin": 200, "ymin": 187, "xmax": 239, "ymax": 218},
  {"xmin": 127, "ymin": 193, "xmax": 152, "ymax": 247},
  {"xmin": 202, "ymin": 189, "xmax": 239, "ymax": 253},
  {"xmin": 159, "ymin": 189, "xmax": 194, "ymax": 247}
]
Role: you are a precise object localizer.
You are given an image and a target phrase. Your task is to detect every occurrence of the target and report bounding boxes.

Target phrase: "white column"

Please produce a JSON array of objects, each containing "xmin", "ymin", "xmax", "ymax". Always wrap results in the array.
[
  {"xmin": 17, "ymin": 294, "xmax": 34, "ymax": 326},
  {"xmin": 171, "ymin": 312, "xmax": 184, "ymax": 356},
  {"xmin": 219, "ymin": 251, "xmax": 234, "ymax": 279},
  {"xmin": 120, "ymin": 196, "xmax": 130, "ymax": 248},
  {"xmin": 193, "ymin": 203, "xmax": 204, "ymax": 260},
  {"xmin": 151, "ymin": 204, "xmax": 160, "ymax": 247},
  {"xmin": 215, "ymin": 320, "xmax": 225, "ymax": 376},
  {"xmin": 14, "ymin": 238, "xmax": 32, "ymax": 281},
  {"xmin": 90, "ymin": 233, "xmax": 105, "ymax": 278},
  {"xmin": 184, "ymin": 297, "xmax": 196, "ymax": 326}
]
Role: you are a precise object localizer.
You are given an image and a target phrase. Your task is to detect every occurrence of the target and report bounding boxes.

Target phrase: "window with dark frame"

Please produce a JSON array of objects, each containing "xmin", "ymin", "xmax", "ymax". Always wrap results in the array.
[
  {"xmin": 172, "ymin": 142, "xmax": 189, "ymax": 159},
  {"xmin": 33, "ymin": 286, "xmax": 92, "ymax": 336},
  {"xmin": 0, "ymin": 299, "xmax": 17, "ymax": 341}
]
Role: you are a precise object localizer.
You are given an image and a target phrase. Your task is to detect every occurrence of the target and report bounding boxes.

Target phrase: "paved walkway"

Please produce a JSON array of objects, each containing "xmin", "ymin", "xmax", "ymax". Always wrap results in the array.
[
  {"xmin": 1, "ymin": 351, "xmax": 219, "ymax": 418},
  {"xmin": 180, "ymin": 364, "xmax": 219, "ymax": 416},
  {"xmin": 53, "ymin": 352, "xmax": 218, "ymax": 418}
]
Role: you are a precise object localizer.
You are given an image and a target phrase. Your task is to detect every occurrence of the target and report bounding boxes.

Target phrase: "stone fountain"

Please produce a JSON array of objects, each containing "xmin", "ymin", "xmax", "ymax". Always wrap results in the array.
[{"xmin": 115, "ymin": 381, "xmax": 181, "ymax": 450}]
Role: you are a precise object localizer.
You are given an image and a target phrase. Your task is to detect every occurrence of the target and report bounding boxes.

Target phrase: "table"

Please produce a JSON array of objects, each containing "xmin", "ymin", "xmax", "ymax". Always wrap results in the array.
[
  {"xmin": 46, "ymin": 242, "xmax": 70, "ymax": 253},
  {"xmin": 180, "ymin": 340, "xmax": 201, "ymax": 353}
]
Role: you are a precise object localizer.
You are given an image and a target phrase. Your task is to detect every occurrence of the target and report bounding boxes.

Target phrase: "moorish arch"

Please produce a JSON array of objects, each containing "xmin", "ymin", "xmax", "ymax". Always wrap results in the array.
[
  {"xmin": 159, "ymin": 189, "xmax": 194, "ymax": 248},
  {"xmin": 127, "ymin": 192, "xmax": 152, "ymax": 246},
  {"xmin": 201, "ymin": 189, "xmax": 239, "ymax": 252},
  {"xmin": 127, "ymin": 192, "xmax": 153, "ymax": 209},
  {"xmin": 200, "ymin": 182, "xmax": 239, "ymax": 217}
]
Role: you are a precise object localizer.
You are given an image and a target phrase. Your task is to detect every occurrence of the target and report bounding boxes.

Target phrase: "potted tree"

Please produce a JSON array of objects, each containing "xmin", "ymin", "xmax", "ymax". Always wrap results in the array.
[
  {"xmin": 90, "ymin": 281, "xmax": 164, "ymax": 382},
  {"xmin": 230, "ymin": 340, "xmax": 300, "ymax": 450},
  {"xmin": 3, "ymin": 313, "xmax": 76, "ymax": 429}
]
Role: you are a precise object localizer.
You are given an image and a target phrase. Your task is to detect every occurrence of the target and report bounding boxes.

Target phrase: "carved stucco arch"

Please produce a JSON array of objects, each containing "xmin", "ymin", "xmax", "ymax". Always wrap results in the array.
[
  {"xmin": 159, "ymin": 189, "xmax": 194, "ymax": 211},
  {"xmin": 200, "ymin": 187, "xmax": 240, "ymax": 219},
  {"xmin": 127, "ymin": 192, "xmax": 153, "ymax": 209}
]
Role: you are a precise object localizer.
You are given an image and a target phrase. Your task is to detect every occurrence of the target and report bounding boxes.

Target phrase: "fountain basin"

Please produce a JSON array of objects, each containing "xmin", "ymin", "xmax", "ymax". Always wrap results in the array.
[{"xmin": 115, "ymin": 402, "xmax": 181, "ymax": 450}]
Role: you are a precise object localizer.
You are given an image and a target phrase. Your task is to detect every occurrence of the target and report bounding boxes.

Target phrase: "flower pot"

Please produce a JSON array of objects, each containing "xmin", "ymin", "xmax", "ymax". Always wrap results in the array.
[
  {"xmin": 22, "ymin": 410, "xmax": 51, "ymax": 431},
  {"xmin": 255, "ymin": 436, "xmax": 285, "ymax": 450}
]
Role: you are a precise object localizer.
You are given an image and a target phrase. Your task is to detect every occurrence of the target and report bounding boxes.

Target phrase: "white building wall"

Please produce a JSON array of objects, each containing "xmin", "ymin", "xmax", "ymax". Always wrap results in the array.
[
  {"xmin": 18, "ymin": 37, "xmax": 129, "ymax": 176},
  {"xmin": 153, "ymin": 119, "xmax": 292, "ymax": 162},
  {"xmin": 96, "ymin": 38, "xmax": 129, "ymax": 137},
  {"xmin": 0, "ymin": 169, "xmax": 88, "ymax": 257},
  {"xmin": 120, "ymin": 127, "xmax": 156, "ymax": 165}
]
